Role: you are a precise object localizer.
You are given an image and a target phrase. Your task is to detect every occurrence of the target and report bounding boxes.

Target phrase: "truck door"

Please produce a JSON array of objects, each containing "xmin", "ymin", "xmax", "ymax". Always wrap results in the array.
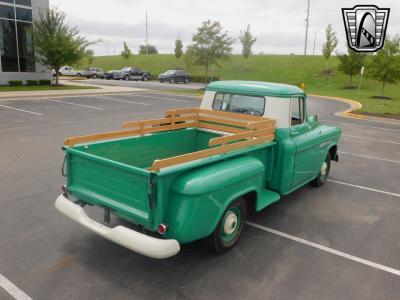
[{"xmin": 290, "ymin": 97, "xmax": 323, "ymax": 189}]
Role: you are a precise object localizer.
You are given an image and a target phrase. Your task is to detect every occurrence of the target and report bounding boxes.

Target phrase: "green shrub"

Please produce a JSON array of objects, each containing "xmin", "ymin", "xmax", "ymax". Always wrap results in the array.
[
  {"xmin": 26, "ymin": 80, "xmax": 39, "ymax": 86},
  {"xmin": 8, "ymin": 80, "xmax": 23, "ymax": 86},
  {"xmin": 149, "ymin": 74, "xmax": 158, "ymax": 80},
  {"xmin": 190, "ymin": 76, "xmax": 220, "ymax": 83},
  {"xmin": 38, "ymin": 79, "xmax": 52, "ymax": 85}
]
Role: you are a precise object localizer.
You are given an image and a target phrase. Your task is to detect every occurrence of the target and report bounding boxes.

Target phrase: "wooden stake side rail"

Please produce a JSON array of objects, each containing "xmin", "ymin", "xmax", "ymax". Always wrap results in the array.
[
  {"xmin": 64, "ymin": 108, "xmax": 276, "ymax": 171},
  {"xmin": 150, "ymin": 135, "xmax": 275, "ymax": 172}
]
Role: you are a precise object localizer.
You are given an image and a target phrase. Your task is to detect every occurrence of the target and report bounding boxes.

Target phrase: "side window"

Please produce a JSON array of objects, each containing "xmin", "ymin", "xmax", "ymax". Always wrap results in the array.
[
  {"xmin": 291, "ymin": 97, "xmax": 305, "ymax": 126},
  {"xmin": 212, "ymin": 93, "xmax": 265, "ymax": 116},
  {"xmin": 212, "ymin": 93, "xmax": 229, "ymax": 111}
]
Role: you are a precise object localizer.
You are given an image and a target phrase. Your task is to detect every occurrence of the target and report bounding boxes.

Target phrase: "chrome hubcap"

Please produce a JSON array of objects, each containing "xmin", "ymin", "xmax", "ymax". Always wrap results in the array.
[
  {"xmin": 224, "ymin": 212, "xmax": 238, "ymax": 235},
  {"xmin": 321, "ymin": 161, "xmax": 328, "ymax": 176}
]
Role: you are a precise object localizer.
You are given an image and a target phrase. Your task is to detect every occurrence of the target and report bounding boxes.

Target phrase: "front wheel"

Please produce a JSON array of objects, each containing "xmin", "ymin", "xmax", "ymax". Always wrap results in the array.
[
  {"xmin": 312, "ymin": 153, "xmax": 331, "ymax": 187},
  {"xmin": 92, "ymin": 74, "xmax": 97, "ymax": 79},
  {"xmin": 206, "ymin": 198, "xmax": 247, "ymax": 253},
  {"xmin": 124, "ymin": 75, "xmax": 130, "ymax": 81}
]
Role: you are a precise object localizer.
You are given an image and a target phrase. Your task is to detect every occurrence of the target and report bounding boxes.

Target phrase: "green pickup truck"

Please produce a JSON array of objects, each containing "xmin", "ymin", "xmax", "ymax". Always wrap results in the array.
[{"xmin": 56, "ymin": 81, "xmax": 341, "ymax": 258}]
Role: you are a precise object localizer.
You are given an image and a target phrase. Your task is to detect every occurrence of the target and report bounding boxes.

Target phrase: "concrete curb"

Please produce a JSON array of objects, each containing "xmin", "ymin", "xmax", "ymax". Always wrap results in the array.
[{"xmin": 309, "ymin": 94, "xmax": 400, "ymax": 124}]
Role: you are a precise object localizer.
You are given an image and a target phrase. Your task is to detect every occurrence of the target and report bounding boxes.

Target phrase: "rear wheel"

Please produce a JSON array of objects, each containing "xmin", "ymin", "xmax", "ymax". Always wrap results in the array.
[
  {"xmin": 184, "ymin": 78, "xmax": 189, "ymax": 84},
  {"xmin": 169, "ymin": 78, "xmax": 175, "ymax": 84},
  {"xmin": 142, "ymin": 75, "xmax": 149, "ymax": 81},
  {"xmin": 207, "ymin": 198, "xmax": 247, "ymax": 253},
  {"xmin": 312, "ymin": 153, "xmax": 331, "ymax": 187},
  {"xmin": 92, "ymin": 74, "xmax": 97, "ymax": 79}
]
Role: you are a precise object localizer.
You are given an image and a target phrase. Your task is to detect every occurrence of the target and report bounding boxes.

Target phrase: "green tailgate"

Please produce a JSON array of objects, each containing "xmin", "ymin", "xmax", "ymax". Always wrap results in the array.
[{"xmin": 66, "ymin": 148, "xmax": 152, "ymax": 226}]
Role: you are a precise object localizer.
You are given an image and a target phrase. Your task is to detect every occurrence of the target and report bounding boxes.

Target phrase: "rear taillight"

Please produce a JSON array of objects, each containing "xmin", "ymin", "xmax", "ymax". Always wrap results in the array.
[{"xmin": 157, "ymin": 224, "xmax": 168, "ymax": 235}]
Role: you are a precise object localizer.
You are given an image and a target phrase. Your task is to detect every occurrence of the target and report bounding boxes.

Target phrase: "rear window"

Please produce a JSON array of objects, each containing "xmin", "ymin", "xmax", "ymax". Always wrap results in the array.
[{"xmin": 212, "ymin": 93, "xmax": 265, "ymax": 116}]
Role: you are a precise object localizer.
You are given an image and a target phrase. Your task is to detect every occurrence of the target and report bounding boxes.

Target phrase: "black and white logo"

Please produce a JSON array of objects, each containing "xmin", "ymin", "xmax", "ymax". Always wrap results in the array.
[{"xmin": 342, "ymin": 5, "xmax": 390, "ymax": 52}]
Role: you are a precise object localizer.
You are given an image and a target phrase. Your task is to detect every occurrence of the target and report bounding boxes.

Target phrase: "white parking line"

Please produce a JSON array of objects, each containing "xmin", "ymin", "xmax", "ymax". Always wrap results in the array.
[
  {"xmin": 0, "ymin": 273, "xmax": 32, "ymax": 300},
  {"xmin": 247, "ymin": 221, "xmax": 400, "ymax": 277},
  {"xmin": 94, "ymin": 96, "xmax": 150, "ymax": 106},
  {"xmin": 0, "ymin": 104, "xmax": 43, "ymax": 116},
  {"xmin": 339, "ymin": 151, "xmax": 400, "ymax": 164},
  {"xmin": 321, "ymin": 119, "xmax": 400, "ymax": 132},
  {"xmin": 46, "ymin": 99, "xmax": 104, "ymax": 110},
  {"xmin": 328, "ymin": 179, "xmax": 400, "ymax": 198},
  {"xmin": 124, "ymin": 94, "xmax": 189, "ymax": 103},
  {"xmin": 342, "ymin": 134, "xmax": 400, "ymax": 145}
]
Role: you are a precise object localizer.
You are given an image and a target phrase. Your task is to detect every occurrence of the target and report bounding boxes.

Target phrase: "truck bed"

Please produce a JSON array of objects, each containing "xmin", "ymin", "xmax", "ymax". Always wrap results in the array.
[
  {"xmin": 73, "ymin": 128, "xmax": 221, "ymax": 169},
  {"xmin": 64, "ymin": 109, "xmax": 276, "ymax": 230}
]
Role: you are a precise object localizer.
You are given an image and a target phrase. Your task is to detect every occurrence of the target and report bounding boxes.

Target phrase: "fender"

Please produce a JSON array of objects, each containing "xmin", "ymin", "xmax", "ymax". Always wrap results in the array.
[{"xmin": 164, "ymin": 156, "xmax": 266, "ymax": 243}]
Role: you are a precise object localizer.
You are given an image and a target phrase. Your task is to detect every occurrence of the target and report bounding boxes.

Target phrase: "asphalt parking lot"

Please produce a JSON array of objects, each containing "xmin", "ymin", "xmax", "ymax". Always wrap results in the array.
[{"xmin": 0, "ymin": 91, "xmax": 399, "ymax": 299}]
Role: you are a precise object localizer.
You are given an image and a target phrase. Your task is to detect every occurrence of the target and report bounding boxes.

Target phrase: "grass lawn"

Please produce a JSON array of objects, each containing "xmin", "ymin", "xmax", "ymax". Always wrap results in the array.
[
  {"xmin": 0, "ymin": 84, "xmax": 99, "ymax": 92},
  {"xmin": 84, "ymin": 54, "xmax": 399, "ymax": 117}
]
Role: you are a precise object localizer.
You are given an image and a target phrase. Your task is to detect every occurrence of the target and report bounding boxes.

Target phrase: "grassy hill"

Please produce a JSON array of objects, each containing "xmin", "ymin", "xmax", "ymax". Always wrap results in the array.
[{"xmin": 86, "ymin": 54, "xmax": 400, "ymax": 117}]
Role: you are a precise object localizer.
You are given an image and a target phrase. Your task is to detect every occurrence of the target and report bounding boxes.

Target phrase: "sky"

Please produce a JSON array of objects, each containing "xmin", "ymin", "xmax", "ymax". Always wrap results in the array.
[{"xmin": 50, "ymin": 0, "xmax": 400, "ymax": 56}]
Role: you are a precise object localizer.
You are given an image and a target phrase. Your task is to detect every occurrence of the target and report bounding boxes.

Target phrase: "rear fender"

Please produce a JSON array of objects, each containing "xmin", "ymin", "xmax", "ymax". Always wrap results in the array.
[{"xmin": 164, "ymin": 156, "xmax": 265, "ymax": 243}]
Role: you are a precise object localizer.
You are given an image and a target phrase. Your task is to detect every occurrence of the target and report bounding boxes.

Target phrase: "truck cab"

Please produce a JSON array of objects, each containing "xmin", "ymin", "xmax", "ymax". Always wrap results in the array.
[{"xmin": 55, "ymin": 81, "xmax": 341, "ymax": 258}]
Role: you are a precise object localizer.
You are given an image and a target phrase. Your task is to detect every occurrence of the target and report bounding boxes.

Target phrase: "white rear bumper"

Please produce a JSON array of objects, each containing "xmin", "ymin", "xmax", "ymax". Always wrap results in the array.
[{"xmin": 55, "ymin": 194, "xmax": 180, "ymax": 259}]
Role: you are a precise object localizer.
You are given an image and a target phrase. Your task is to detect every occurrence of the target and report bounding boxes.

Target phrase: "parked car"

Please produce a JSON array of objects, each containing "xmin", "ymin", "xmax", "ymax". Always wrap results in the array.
[
  {"xmin": 56, "ymin": 80, "xmax": 341, "ymax": 258},
  {"xmin": 83, "ymin": 67, "xmax": 105, "ymax": 79},
  {"xmin": 58, "ymin": 66, "xmax": 83, "ymax": 77},
  {"xmin": 112, "ymin": 67, "xmax": 151, "ymax": 81},
  {"xmin": 159, "ymin": 70, "xmax": 191, "ymax": 83},
  {"xmin": 105, "ymin": 70, "xmax": 118, "ymax": 80}
]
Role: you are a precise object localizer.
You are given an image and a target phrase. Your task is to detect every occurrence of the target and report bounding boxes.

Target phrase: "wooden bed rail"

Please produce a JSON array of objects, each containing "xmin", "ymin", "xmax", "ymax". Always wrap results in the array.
[{"xmin": 64, "ymin": 108, "xmax": 276, "ymax": 171}]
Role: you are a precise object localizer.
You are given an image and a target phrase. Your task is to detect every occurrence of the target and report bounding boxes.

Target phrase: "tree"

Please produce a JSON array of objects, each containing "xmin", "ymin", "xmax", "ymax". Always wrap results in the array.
[
  {"xmin": 85, "ymin": 49, "xmax": 94, "ymax": 66},
  {"xmin": 188, "ymin": 20, "xmax": 234, "ymax": 84},
  {"xmin": 139, "ymin": 45, "xmax": 158, "ymax": 54},
  {"xmin": 336, "ymin": 46, "xmax": 366, "ymax": 87},
  {"xmin": 121, "ymin": 42, "xmax": 132, "ymax": 62},
  {"xmin": 174, "ymin": 38, "xmax": 183, "ymax": 59},
  {"xmin": 33, "ymin": 7, "xmax": 91, "ymax": 85},
  {"xmin": 368, "ymin": 36, "xmax": 400, "ymax": 97},
  {"xmin": 239, "ymin": 25, "xmax": 257, "ymax": 59},
  {"xmin": 321, "ymin": 24, "xmax": 338, "ymax": 67},
  {"xmin": 182, "ymin": 48, "xmax": 197, "ymax": 72}
]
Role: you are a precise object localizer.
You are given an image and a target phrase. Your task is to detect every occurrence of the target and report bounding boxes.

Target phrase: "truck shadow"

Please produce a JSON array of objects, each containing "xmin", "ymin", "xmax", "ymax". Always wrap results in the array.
[{"xmin": 60, "ymin": 183, "xmax": 325, "ymax": 297}]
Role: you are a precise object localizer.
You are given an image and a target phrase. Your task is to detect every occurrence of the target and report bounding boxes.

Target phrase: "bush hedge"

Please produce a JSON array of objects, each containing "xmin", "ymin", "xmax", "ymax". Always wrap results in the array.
[
  {"xmin": 39, "ymin": 79, "xmax": 52, "ymax": 85},
  {"xmin": 190, "ymin": 76, "xmax": 220, "ymax": 83},
  {"xmin": 8, "ymin": 80, "xmax": 23, "ymax": 86},
  {"xmin": 26, "ymin": 80, "xmax": 39, "ymax": 86}
]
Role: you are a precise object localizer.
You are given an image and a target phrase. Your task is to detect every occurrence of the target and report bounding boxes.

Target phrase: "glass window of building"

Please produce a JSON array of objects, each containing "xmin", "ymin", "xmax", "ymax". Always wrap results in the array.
[
  {"xmin": 0, "ymin": 4, "xmax": 15, "ymax": 19},
  {"xmin": 0, "ymin": 19, "xmax": 19, "ymax": 71},
  {"xmin": 0, "ymin": 2, "xmax": 35, "ymax": 72},
  {"xmin": 15, "ymin": 0, "xmax": 32, "ymax": 6},
  {"xmin": 16, "ymin": 7, "xmax": 32, "ymax": 21}
]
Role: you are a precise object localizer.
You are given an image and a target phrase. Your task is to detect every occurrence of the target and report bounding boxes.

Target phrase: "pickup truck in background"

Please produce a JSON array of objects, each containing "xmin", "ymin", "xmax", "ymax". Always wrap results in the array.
[
  {"xmin": 112, "ymin": 67, "xmax": 151, "ymax": 81},
  {"xmin": 57, "ymin": 66, "xmax": 83, "ymax": 77},
  {"xmin": 56, "ymin": 81, "xmax": 341, "ymax": 258}
]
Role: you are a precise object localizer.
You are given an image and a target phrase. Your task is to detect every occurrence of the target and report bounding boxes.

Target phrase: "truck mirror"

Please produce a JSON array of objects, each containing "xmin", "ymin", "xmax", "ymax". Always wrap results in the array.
[{"xmin": 307, "ymin": 115, "xmax": 318, "ymax": 123}]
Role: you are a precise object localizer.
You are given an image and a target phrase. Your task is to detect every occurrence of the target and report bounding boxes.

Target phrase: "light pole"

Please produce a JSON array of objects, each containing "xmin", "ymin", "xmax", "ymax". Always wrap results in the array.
[
  {"xmin": 304, "ymin": 0, "xmax": 310, "ymax": 55},
  {"xmin": 145, "ymin": 11, "xmax": 149, "ymax": 55}
]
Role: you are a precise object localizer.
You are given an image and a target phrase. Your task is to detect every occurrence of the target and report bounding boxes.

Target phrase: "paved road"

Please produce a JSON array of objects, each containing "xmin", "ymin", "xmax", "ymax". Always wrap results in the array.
[
  {"xmin": 83, "ymin": 78, "xmax": 205, "ymax": 90},
  {"xmin": 0, "ymin": 91, "xmax": 399, "ymax": 300}
]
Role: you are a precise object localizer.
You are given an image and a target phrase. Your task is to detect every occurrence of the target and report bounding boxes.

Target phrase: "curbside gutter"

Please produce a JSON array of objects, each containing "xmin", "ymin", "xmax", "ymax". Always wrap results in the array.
[{"xmin": 309, "ymin": 94, "xmax": 400, "ymax": 124}]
